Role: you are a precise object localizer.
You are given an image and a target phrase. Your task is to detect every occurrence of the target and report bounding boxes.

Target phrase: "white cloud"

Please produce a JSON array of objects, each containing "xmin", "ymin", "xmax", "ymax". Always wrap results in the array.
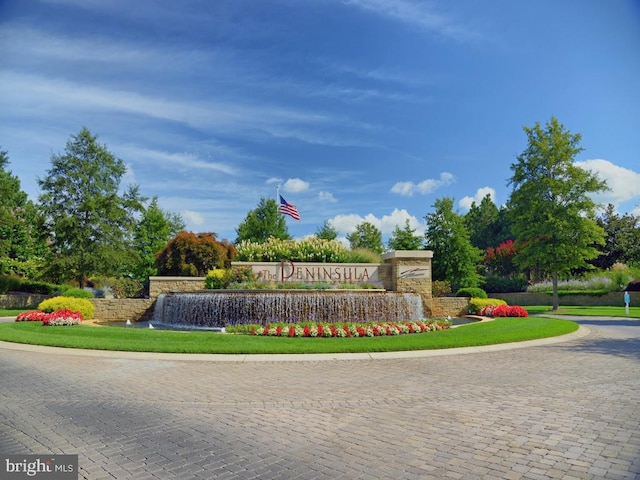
[
  {"xmin": 329, "ymin": 208, "xmax": 423, "ymax": 235},
  {"xmin": 266, "ymin": 177, "xmax": 282, "ymax": 185},
  {"xmin": 0, "ymin": 71, "xmax": 369, "ymax": 148},
  {"xmin": 330, "ymin": 214, "xmax": 367, "ymax": 234},
  {"xmin": 391, "ymin": 172, "xmax": 455, "ymax": 196},
  {"xmin": 344, "ymin": 0, "xmax": 481, "ymax": 41},
  {"xmin": 318, "ymin": 191, "xmax": 337, "ymax": 203},
  {"xmin": 575, "ymin": 159, "xmax": 640, "ymax": 206},
  {"xmin": 182, "ymin": 210, "xmax": 205, "ymax": 226},
  {"xmin": 283, "ymin": 178, "xmax": 310, "ymax": 192},
  {"xmin": 379, "ymin": 208, "xmax": 424, "ymax": 235},
  {"xmin": 459, "ymin": 186, "xmax": 496, "ymax": 211},
  {"xmin": 121, "ymin": 146, "xmax": 237, "ymax": 175}
]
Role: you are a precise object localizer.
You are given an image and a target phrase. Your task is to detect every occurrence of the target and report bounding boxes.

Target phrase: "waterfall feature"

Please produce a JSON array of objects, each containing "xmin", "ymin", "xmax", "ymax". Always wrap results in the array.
[{"xmin": 153, "ymin": 291, "xmax": 424, "ymax": 327}]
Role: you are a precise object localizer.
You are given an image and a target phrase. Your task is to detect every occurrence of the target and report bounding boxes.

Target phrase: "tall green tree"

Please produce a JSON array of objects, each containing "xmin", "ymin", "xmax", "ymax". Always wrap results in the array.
[
  {"xmin": 508, "ymin": 117, "xmax": 608, "ymax": 309},
  {"xmin": 38, "ymin": 127, "xmax": 145, "ymax": 287},
  {"xmin": 424, "ymin": 197, "xmax": 482, "ymax": 290},
  {"xmin": 592, "ymin": 204, "xmax": 640, "ymax": 269},
  {"xmin": 464, "ymin": 195, "xmax": 514, "ymax": 250},
  {"xmin": 0, "ymin": 149, "xmax": 46, "ymax": 277},
  {"xmin": 235, "ymin": 197, "xmax": 291, "ymax": 243},
  {"xmin": 315, "ymin": 220, "xmax": 338, "ymax": 241},
  {"xmin": 387, "ymin": 219, "xmax": 423, "ymax": 250},
  {"xmin": 346, "ymin": 221, "xmax": 383, "ymax": 254},
  {"xmin": 131, "ymin": 196, "xmax": 186, "ymax": 280}
]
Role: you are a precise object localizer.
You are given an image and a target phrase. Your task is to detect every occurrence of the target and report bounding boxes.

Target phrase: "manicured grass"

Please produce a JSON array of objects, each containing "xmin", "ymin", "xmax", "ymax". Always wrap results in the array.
[
  {"xmin": 526, "ymin": 305, "xmax": 640, "ymax": 317},
  {"xmin": 0, "ymin": 317, "xmax": 578, "ymax": 354},
  {"xmin": 0, "ymin": 309, "xmax": 30, "ymax": 317}
]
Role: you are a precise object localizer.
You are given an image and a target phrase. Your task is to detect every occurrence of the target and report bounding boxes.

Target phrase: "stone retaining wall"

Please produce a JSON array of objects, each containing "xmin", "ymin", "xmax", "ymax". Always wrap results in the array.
[
  {"xmin": 90, "ymin": 298, "xmax": 156, "ymax": 322},
  {"xmin": 432, "ymin": 297, "xmax": 470, "ymax": 318},
  {"xmin": 149, "ymin": 276, "xmax": 206, "ymax": 298},
  {"xmin": 0, "ymin": 293, "xmax": 50, "ymax": 309}
]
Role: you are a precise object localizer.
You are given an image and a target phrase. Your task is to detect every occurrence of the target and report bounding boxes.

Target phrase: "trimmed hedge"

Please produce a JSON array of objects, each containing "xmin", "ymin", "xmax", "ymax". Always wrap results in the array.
[
  {"xmin": 483, "ymin": 276, "xmax": 528, "ymax": 293},
  {"xmin": 456, "ymin": 287, "xmax": 487, "ymax": 299},
  {"xmin": 0, "ymin": 276, "xmax": 59, "ymax": 295},
  {"xmin": 38, "ymin": 296, "xmax": 95, "ymax": 320},
  {"xmin": 468, "ymin": 297, "xmax": 507, "ymax": 315},
  {"xmin": 62, "ymin": 288, "xmax": 94, "ymax": 299}
]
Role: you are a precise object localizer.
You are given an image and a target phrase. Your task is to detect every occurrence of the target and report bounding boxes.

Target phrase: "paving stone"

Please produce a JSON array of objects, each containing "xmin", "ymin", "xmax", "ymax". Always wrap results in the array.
[{"xmin": 1, "ymin": 316, "xmax": 639, "ymax": 479}]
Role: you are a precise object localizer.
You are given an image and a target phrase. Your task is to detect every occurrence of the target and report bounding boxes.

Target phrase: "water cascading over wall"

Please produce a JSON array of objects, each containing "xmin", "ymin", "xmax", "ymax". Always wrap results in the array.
[{"xmin": 153, "ymin": 291, "xmax": 424, "ymax": 327}]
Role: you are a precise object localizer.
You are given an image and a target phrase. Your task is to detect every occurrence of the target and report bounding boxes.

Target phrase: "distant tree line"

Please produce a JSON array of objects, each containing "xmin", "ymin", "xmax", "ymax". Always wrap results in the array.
[{"xmin": 1, "ymin": 119, "xmax": 639, "ymax": 306}]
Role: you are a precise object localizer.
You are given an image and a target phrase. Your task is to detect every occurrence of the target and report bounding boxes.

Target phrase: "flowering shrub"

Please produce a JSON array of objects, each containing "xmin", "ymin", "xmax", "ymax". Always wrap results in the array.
[
  {"xmin": 38, "ymin": 296, "xmax": 94, "ymax": 319},
  {"xmin": 232, "ymin": 320, "xmax": 451, "ymax": 337},
  {"xmin": 236, "ymin": 237, "xmax": 350, "ymax": 263},
  {"xmin": 467, "ymin": 297, "xmax": 507, "ymax": 314},
  {"xmin": 206, "ymin": 266, "xmax": 257, "ymax": 289},
  {"xmin": 479, "ymin": 305, "xmax": 528, "ymax": 318},
  {"xmin": 16, "ymin": 309, "xmax": 84, "ymax": 326}
]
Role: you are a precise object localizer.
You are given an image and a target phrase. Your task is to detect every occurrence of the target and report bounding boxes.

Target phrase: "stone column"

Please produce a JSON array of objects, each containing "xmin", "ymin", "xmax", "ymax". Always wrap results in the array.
[{"xmin": 382, "ymin": 250, "xmax": 433, "ymax": 317}]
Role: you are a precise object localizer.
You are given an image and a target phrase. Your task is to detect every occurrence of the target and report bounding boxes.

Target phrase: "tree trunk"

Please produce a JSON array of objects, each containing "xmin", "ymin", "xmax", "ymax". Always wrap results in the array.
[{"xmin": 551, "ymin": 270, "xmax": 559, "ymax": 311}]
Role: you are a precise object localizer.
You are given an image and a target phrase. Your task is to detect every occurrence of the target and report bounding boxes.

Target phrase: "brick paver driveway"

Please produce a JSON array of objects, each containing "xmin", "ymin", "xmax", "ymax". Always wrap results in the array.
[{"xmin": 1, "ymin": 317, "xmax": 639, "ymax": 479}]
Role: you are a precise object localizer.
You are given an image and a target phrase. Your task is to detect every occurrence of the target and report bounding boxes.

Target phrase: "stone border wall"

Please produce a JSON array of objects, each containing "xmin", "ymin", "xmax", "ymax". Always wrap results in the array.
[
  {"xmin": 90, "ymin": 298, "xmax": 156, "ymax": 323},
  {"xmin": 491, "ymin": 291, "xmax": 640, "ymax": 306},
  {"xmin": 0, "ymin": 293, "xmax": 50, "ymax": 309},
  {"xmin": 149, "ymin": 276, "xmax": 206, "ymax": 298},
  {"xmin": 432, "ymin": 297, "xmax": 469, "ymax": 318}
]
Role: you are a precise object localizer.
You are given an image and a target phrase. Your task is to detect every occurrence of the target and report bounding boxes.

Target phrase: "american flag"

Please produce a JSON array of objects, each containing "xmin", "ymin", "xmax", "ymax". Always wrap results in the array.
[{"xmin": 279, "ymin": 195, "xmax": 300, "ymax": 221}]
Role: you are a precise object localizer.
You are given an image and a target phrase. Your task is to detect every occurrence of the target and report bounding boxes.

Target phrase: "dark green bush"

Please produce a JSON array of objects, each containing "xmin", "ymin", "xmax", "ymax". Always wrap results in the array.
[
  {"xmin": 14, "ymin": 279, "xmax": 58, "ymax": 294},
  {"xmin": 62, "ymin": 287, "xmax": 94, "ymax": 298},
  {"xmin": 0, "ymin": 275, "xmax": 22, "ymax": 294},
  {"xmin": 483, "ymin": 276, "xmax": 529, "ymax": 293},
  {"xmin": 456, "ymin": 287, "xmax": 488, "ymax": 299}
]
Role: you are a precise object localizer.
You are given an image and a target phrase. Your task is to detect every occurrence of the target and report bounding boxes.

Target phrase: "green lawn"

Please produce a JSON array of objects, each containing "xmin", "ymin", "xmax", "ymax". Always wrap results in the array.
[
  {"xmin": 0, "ymin": 317, "xmax": 578, "ymax": 354},
  {"xmin": 0, "ymin": 309, "xmax": 29, "ymax": 317}
]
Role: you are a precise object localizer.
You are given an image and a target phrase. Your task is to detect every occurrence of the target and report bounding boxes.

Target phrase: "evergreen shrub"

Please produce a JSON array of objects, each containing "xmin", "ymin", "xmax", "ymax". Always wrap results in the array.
[
  {"xmin": 468, "ymin": 297, "xmax": 507, "ymax": 315},
  {"xmin": 0, "ymin": 275, "xmax": 21, "ymax": 294},
  {"xmin": 456, "ymin": 287, "xmax": 488, "ymax": 298},
  {"xmin": 38, "ymin": 296, "xmax": 95, "ymax": 320},
  {"xmin": 62, "ymin": 287, "xmax": 94, "ymax": 298}
]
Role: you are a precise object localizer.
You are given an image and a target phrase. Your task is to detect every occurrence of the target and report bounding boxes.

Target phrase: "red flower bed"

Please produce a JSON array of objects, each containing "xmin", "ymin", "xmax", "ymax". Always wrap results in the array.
[
  {"xmin": 16, "ymin": 310, "xmax": 48, "ymax": 322},
  {"xmin": 249, "ymin": 320, "xmax": 450, "ymax": 338},
  {"xmin": 479, "ymin": 305, "xmax": 528, "ymax": 317},
  {"xmin": 15, "ymin": 309, "xmax": 84, "ymax": 326}
]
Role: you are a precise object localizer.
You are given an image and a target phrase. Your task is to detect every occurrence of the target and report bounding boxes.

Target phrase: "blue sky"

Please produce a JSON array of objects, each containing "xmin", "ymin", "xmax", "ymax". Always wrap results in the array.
[{"xmin": 2, "ymin": 0, "xmax": 639, "ymax": 244}]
